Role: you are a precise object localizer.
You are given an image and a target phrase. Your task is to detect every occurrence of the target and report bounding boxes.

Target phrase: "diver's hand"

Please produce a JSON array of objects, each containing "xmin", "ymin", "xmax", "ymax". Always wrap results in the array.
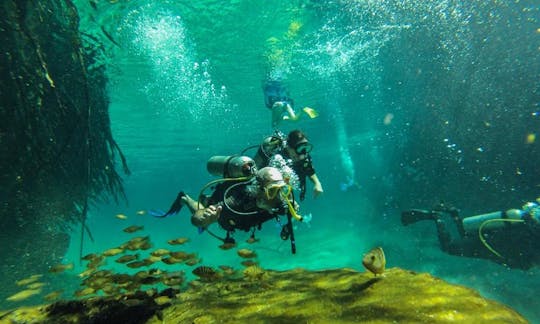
[
  {"xmin": 203, "ymin": 205, "xmax": 222, "ymax": 222},
  {"xmin": 313, "ymin": 183, "xmax": 324, "ymax": 198},
  {"xmin": 192, "ymin": 204, "xmax": 222, "ymax": 227}
]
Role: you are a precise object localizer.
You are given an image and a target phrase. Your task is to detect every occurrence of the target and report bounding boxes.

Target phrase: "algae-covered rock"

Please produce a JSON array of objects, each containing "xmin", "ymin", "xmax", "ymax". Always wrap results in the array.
[{"xmin": 0, "ymin": 267, "xmax": 527, "ymax": 323}]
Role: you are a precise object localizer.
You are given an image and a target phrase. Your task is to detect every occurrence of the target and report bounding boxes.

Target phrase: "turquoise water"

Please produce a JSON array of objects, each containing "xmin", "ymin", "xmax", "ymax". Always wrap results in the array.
[{"xmin": 12, "ymin": 0, "xmax": 540, "ymax": 322}]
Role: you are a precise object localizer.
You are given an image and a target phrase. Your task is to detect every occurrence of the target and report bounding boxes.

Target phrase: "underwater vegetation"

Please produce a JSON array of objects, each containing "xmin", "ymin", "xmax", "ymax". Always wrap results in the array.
[
  {"xmin": 0, "ymin": 266, "xmax": 527, "ymax": 323},
  {"xmin": 0, "ymin": 230, "xmax": 527, "ymax": 323},
  {"xmin": 0, "ymin": 0, "xmax": 129, "ymax": 294}
]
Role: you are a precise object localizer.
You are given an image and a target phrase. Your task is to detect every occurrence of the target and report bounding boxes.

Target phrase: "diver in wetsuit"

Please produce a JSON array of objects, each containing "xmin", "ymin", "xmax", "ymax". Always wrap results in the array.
[
  {"xmin": 252, "ymin": 129, "xmax": 323, "ymax": 201},
  {"xmin": 401, "ymin": 200, "xmax": 540, "ymax": 270},
  {"xmin": 263, "ymin": 80, "xmax": 318, "ymax": 128}
]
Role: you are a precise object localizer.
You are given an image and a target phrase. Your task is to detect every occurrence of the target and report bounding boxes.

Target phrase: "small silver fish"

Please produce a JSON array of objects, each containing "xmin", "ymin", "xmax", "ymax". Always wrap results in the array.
[{"xmin": 362, "ymin": 247, "xmax": 386, "ymax": 276}]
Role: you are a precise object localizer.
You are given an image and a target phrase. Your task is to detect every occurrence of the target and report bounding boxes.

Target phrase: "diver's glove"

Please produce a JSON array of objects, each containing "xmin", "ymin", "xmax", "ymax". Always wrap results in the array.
[{"xmin": 150, "ymin": 192, "xmax": 185, "ymax": 218}]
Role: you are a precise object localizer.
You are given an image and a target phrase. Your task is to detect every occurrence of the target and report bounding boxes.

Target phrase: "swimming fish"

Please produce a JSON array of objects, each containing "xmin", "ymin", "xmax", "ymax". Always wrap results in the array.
[
  {"xmin": 123, "ymin": 225, "xmax": 144, "ymax": 233},
  {"xmin": 6, "ymin": 289, "xmax": 41, "ymax": 302},
  {"xmin": 219, "ymin": 242, "xmax": 236, "ymax": 250},
  {"xmin": 48, "ymin": 262, "xmax": 74, "ymax": 273},
  {"xmin": 237, "ymin": 249, "xmax": 257, "ymax": 259},
  {"xmin": 115, "ymin": 254, "xmax": 139, "ymax": 263},
  {"xmin": 102, "ymin": 247, "xmax": 124, "ymax": 257},
  {"xmin": 15, "ymin": 274, "xmax": 43, "ymax": 286},
  {"xmin": 167, "ymin": 237, "xmax": 190, "ymax": 245},
  {"xmin": 43, "ymin": 290, "xmax": 63, "ymax": 302},
  {"xmin": 115, "ymin": 214, "xmax": 128, "ymax": 220},
  {"xmin": 192, "ymin": 266, "xmax": 218, "ymax": 280},
  {"xmin": 362, "ymin": 247, "xmax": 386, "ymax": 276}
]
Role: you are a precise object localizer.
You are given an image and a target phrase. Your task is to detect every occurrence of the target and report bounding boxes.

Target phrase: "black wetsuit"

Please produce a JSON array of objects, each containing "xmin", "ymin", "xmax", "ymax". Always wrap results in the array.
[
  {"xmin": 253, "ymin": 146, "xmax": 315, "ymax": 201},
  {"xmin": 434, "ymin": 214, "xmax": 540, "ymax": 270},
  {"xmin": 263, "ymin": 80, "xmax": 294, "ymax": 109},
  {"xmin": 207, "ymin": 180, "xmax": 285, "ymax": 232}
]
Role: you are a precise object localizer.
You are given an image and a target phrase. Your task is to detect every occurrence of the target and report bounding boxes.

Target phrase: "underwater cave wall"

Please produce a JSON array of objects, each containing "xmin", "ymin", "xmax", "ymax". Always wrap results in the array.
[{"xmin": 0, "ymin": 0, "xmax": 128, "ymax": 293}]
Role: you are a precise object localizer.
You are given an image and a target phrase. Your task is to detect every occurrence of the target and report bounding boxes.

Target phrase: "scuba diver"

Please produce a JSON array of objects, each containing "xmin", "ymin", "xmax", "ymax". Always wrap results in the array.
[
  {"xmin": 263, "ymin": 80, "xmax": 318, "ymax": 128},
  {"xmin": 152, "ymin": 156, "xmax": 309, "ymax": 254},
  {"xmin": 401, "ymin": 199, "xmax": 540, "ymax": 270},
  {"xmin": 247, "ymin": 129, "xmax": 323, "ymax": 201}
]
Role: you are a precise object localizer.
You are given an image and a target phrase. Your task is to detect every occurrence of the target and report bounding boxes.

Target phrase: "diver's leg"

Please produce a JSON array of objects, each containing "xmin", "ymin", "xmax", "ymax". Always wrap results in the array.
[
  {"xmin": 182, "ymin": 194, "xmax": 204, "ymax": 213},
  {"xmin": 434, "ymin": 218, "xmax": 453, "ymax": 253}
]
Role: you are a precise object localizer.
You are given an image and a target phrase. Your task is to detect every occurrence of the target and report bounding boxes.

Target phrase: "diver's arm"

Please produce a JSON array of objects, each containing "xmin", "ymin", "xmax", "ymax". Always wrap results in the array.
[
  {"xmin": 309, "ymin": 173, "xmax": 324, "ymax": 198},
  {"xmin": 191, "ymin": 204, "xmax": 222, "ymax": 228}
]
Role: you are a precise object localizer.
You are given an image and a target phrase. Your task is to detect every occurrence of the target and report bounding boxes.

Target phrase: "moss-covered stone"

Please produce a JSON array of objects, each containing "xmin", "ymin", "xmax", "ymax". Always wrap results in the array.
[{"xmin": 0, "ymin": 267, "xmax": 526, "ymax": 323}]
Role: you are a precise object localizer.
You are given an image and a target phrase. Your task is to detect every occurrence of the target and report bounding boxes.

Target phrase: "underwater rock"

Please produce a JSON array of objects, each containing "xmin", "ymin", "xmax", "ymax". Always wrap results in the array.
[{"xmin": 0, "ymin": 267, "xmax": 527, "ymax": 323}]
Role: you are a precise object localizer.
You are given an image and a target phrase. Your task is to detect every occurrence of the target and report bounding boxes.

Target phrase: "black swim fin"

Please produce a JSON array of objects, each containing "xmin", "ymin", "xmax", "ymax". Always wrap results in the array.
[{"xmin": 156, "ymin": 192, "xmax": 185, "ymax": 218}]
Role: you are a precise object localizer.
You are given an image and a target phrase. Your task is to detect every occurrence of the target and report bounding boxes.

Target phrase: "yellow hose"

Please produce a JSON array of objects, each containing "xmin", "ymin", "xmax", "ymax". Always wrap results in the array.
[{"xmin": 478, "ymin": 218, "xmax": 524, "ymax": 258}]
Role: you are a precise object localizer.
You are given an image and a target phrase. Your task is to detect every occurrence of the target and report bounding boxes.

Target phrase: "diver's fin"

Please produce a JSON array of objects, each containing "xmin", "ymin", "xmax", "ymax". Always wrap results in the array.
[
  {"xmin": 401, "ymin": 209, "xmax": 437, "ymax": 225},
  {"xmin": 302, "ymin": 107, "xmax": 319, "ymax": 119},
  {"xmin": 152, "ymin": 192, "xmax": 185, "ymax": 218}
]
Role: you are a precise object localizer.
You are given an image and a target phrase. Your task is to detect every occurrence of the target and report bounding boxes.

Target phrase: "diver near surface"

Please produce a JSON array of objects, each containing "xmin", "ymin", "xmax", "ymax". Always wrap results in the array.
[
  {"xmin": 401, "ymin": 199, "xmax": 540, "ymax": 270},
  {"xmin": 152, "ymin": 156, "xmax": 309, "ymax": 254},
  {"xmin": 263, "ymin": 80, "xmax": 318, "ymax": 128},
  {"xmin": 248, "ymin": 129, "xmax": 324, "ymax": 201}
]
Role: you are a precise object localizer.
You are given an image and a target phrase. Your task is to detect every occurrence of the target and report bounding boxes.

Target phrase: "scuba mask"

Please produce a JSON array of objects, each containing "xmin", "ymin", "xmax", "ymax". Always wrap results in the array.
[
  {"xmin": 264, "ymin": 182, "xmax": 291, "ymax": 200},
  {"xmin": 294, "ymin": 142, "xmax": 313, "ymax": 155}
]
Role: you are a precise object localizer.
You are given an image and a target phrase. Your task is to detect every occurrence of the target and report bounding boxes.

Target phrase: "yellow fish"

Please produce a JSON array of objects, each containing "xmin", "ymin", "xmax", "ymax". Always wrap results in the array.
[
  {"xmin": 116, "ymin": 214, "xmax": 128, "ymax": 220},
  {"xmin": 123, "ymin": 225, "xmax": 144, "ymax": 233},
  {"xmin": 362, "ymin": 247, "xmax": 386, "ymax": 276},
  {"xmin": 237, "ymin": 249, "xmax": 257, "ymax": 259},
  {"xmin": 6, "ymin": 289, "xmax": 41, "ymax": 302},
  {"xmin": 102, "ymin": 247, "xmax": 124, "ymax": 256},
  {"xmin": 48, "ymin": 262, "xmax": 74, "ymax": 273},
  {"xmin": 167, "ymin": 237, "xmax": 190, "ymax": 245},
  {"xmin": 16, "ymin": 274, "xmax": 43, "ymax": 286}
]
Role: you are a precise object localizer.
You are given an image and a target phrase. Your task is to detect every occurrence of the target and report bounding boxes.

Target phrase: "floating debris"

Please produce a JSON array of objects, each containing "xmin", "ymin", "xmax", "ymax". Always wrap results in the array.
[
  {"xmin": 48, "ymin": 262, "xmax": 74, "ymax": 273},
  {"xmin": 167, "ymin": 237, "xmax": 190, "ymax": 245},
  {"xmin": 237, "ymin": 249, "xmax": 257, "ymax": 259},
  {"xmin": 136, "ymin": 210, "xmax": 146, "ymax": 215},
  {"xmin": 362, "ymin": 247, "xmax": 386, "ymax": 276},
  {"xmin": 123, "ymin": 225, "xmax": 144, "ymax": 233},
  {"xmin": 6, "ymin": 289, "xmax": 41, "ymax": 302}
]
